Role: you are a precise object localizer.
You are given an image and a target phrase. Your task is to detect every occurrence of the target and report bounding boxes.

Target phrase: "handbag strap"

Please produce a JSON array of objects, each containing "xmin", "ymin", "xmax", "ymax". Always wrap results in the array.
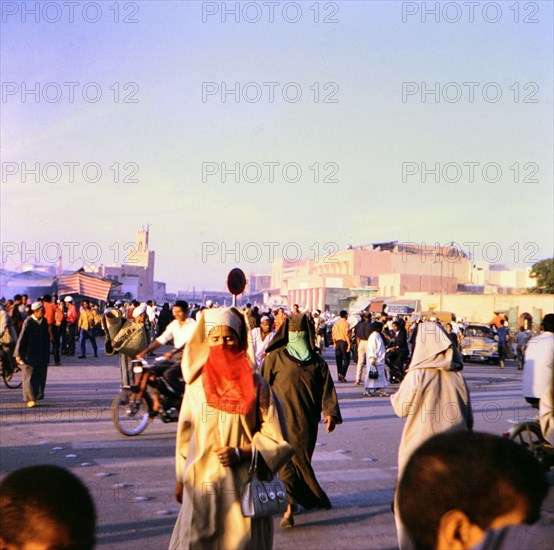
[{"xmin": 248, "ymin": 446, "xmax": 258, "ymax": 476}]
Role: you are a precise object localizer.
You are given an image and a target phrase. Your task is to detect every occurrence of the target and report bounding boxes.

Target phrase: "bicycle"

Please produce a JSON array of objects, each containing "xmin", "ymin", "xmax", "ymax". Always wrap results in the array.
[
  {"xmin": 504, "ymin": 419, "xmax": 554, "ymax": 470},
  {"xmin": 0, "ymin": 349, "xmax": 22, "ymax": 389}
]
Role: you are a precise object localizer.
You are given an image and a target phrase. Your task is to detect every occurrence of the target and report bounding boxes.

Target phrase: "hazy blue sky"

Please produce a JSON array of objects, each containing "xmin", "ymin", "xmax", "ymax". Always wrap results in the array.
[{"xmin": 2, "ymin": 0, "xmax": 552, "ymax": 291}]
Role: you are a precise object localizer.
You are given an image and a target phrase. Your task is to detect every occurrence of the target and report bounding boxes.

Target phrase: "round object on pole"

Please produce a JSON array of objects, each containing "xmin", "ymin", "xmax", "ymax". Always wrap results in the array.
[{"xmin": 227, "ymin": 268, "xmax": 246, "ymax": 296}]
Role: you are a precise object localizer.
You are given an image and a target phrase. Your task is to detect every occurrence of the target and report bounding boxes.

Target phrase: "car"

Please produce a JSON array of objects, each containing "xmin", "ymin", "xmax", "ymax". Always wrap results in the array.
[{"xmin": 461, "ymin": 325, "xmax": 499, "ymax": 364}]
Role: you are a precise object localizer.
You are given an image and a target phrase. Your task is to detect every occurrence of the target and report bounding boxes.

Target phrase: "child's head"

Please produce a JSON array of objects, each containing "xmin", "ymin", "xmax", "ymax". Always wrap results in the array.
[
  {"xmin": 397, "ymin": 431, "xmax": 548, "ymax": 550},
  {"xmin": 0, "ymin": 465, "xmax": 96, "ymax": 550}
]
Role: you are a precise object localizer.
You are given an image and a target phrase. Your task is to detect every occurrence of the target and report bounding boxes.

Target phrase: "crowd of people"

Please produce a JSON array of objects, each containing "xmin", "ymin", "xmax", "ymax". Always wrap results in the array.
[{"xmin": 0, "ymin": 292, "xmax": 552, "ymax": 550}]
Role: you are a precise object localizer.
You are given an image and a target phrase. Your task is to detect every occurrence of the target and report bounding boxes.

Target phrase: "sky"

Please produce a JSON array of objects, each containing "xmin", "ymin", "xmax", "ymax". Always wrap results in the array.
[{"xmin": 1, "ymin": 0, "xmax": 553, "ymax": 292}]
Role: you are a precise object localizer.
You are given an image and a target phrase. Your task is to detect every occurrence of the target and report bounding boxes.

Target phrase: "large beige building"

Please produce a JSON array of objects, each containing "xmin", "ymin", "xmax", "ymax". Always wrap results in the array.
[{"xmin": 269, "ymin": 242, "xmax": 472, "ymax": 311}]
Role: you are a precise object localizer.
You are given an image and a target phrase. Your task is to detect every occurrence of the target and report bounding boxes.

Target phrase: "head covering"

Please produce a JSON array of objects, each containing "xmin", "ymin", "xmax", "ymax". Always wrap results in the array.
[
  {"xmin": 132, "ymin": 304, "xmax": 147, "ymax": 318},
  {"xmin": 182, "ymin": 308, "xmax": 256, "ymax": 416},
  {"xmin": 410, "ymin": 322, "xmax": 463, "ymax": 371},
  {"xmin": 205, "ymin": 299, "xmax": 213, "ymax": 308},
  {"xmin": 266, "ymin": 313, "xmax": 316, "ymax": 355},
  {"xmin": 64, "ymin": 296, "xmax": 73, "ymax": 302},
  {"xmin": 202, "ymin": 308, "xmax": 244, "ymax": 340},
  {"xmin": 260, "ymin": 315, "xmax": 270, "ymax": 323},
  {"xmin": 31, "ymin": 301, "xmax": 43, "ymax": 311}
]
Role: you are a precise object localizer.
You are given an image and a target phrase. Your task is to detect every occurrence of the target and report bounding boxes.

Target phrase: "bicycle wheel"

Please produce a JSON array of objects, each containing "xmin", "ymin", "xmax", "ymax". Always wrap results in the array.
[
  {"xmin": 111, "ymin": 390, "xmax": 150, "ymax": 436},
  {"xmin": 509, "ymin": 422, "xmax": 553, "ymax": 470},
  {"xmin": 3, "ymin": 365, "xmax": 22, "ymax": 389}
]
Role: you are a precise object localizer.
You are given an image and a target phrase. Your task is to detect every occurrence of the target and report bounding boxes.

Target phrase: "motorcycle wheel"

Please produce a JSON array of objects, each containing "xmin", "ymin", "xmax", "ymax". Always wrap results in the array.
[
  {"xmin": 3, "ymin": 365, "xmax": 22, "ymax": 389},
  {"xmin": 509, "ymin": 422, "xmax": 553, "ymax": 470},
  {"xmin": 111, "ymin": 390, "xmax": 150, "ymax": 436}
]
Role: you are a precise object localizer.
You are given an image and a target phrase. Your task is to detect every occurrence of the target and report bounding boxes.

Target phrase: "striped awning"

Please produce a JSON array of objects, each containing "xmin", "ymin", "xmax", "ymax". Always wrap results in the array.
[{"xmin": 57, "ymin": 273, "xmax": 116, "ymax": 301}]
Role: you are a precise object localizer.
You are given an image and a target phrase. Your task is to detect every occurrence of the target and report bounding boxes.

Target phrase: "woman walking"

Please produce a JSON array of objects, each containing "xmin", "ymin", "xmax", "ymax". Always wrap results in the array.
[
  {"xmin": 170, "ymin": 307, "xmax": 292, "ymax": 550},
  {"xmin": 364, "ymin": 322, "xmax": 388, "ymax": 397}
]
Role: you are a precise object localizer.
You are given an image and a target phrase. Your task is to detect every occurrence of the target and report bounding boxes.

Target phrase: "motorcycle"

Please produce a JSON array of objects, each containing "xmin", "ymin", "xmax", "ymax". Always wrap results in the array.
[
  {"xmin": 111, "ymin": 357, "xmax": 183, "ymax": 436},
  {"xmin": 385, "ymin": 347, "xmax": 408, "ymax": 384}
]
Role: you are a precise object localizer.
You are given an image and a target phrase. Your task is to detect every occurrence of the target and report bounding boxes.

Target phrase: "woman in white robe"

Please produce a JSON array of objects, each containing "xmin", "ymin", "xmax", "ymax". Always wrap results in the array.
[
  {"xmin": 391, "ymin": 321, "xmax": 473, "ymax": 549},
  {"xmin": 364, "ymin": 322, "xmax": 388, "ymax": 397},
  {"xmin": 170, "ymin": 307, "xmax": 293, "ymax": 550}
]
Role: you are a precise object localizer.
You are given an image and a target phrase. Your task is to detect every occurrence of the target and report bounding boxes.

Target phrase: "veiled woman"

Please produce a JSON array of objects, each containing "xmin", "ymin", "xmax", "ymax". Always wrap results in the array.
[
  {"xmin": 261, "ymin": 313, "xmax": 342, "ymax": 528},
  {"xmin": 391, "ymin": 321, "xmax": 473, "ymax": 549},
  {"xmin": 169, "ymin": 307, "xmax": 293, "ymax": 550}
]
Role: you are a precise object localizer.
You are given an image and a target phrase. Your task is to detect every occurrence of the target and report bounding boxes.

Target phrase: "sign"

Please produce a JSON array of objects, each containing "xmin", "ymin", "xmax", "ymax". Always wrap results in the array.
[
  {"xmin": 227, "ymin": 268, "xmax": 246, "ymax": 296},
  {"xmin": 387, "ymin": 304, "xmax": 414, "ymax": 315}
]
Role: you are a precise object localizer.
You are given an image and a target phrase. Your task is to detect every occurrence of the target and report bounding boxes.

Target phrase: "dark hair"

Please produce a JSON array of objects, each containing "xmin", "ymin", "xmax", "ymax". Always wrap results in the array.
[
  {"xmin": 42, "ymin": 294, "xmax": 52, "ymax": 302},
  {"xmin": 542, "ymin": 313, "xmax": 554, "ymax": 333},
  {"xmin": 371, "ymin": 321, "xmax": 383, "ymax": 332},
  {"xmin": 13, "ymin": 294, "xmax": 22, "ymax": 301},
  {"xmin": 174, "ymin": 300, "xmax": 189, "ymax": 313},
  {"xmin": 0, "ymin": 465, "xmax": 96, "ymax": 549},
  {"xmin": 340, "ymin": 310, "xmax": 348, "ymax": 318},
  {"xmin": 398, "ymin": 431, "xmax": 549, "ymax": 550}
]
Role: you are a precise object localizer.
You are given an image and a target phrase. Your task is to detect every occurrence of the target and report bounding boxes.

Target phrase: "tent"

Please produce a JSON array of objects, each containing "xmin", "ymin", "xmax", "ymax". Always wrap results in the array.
[{"xmin": 57, "ymin": 272, "xmax": 119, "ymax": 302}]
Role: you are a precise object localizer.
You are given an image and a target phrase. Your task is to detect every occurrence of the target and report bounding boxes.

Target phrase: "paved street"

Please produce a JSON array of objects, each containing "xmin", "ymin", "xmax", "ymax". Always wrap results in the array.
[{"xmin": 1, "ymin": 347, "xmax": 552, "ymax": 550}]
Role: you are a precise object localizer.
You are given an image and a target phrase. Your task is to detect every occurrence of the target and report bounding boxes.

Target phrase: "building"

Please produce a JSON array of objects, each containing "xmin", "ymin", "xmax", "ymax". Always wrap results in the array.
[
  {"xmin": 88, "ymin": 227, "xmax": 163, "ymax": 302},
  {"xmin": 271, "ymin": 241, "xmax": 472, "ymax": 312}
]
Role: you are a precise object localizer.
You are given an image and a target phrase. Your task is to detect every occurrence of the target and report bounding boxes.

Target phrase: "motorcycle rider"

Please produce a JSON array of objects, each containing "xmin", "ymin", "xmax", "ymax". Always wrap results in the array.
[{"xmin": 136, "ymin": 301, "xmax": 196, "ymax": 408}]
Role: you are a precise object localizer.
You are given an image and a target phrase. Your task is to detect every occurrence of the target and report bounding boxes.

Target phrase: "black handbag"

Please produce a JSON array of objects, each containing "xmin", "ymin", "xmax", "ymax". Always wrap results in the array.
[
  {"xmin": 241, "ymin": 447, "xmax": 287, "ymax": 518},
  {"xmin": 367, "ymin": 363, "xmax": 379, "ymax": 379}
]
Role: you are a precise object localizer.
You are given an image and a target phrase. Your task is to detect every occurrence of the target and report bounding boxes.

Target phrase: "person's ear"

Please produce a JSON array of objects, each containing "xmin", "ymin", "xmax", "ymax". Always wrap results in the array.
[{"xmin": 436, "ymin": 509, "xmax": 485, "ymax": 550}]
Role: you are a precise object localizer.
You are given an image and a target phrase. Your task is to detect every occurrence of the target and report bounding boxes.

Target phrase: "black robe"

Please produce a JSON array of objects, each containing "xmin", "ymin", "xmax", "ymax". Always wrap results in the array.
[{"xmin": 261, "ymin": 347, "xmax": 342, "ymax": 509}]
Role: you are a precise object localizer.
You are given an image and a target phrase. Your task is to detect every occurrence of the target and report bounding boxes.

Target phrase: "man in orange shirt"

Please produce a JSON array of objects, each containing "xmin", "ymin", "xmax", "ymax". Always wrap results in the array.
[
  {"xmin": 42, "ymin": 295, "xmax": 61, "ymax": 366},
  {"xmin": 332, "ymin": 310, "xmax": 351, "ymax": 382},
  {"xmin": 63, "ymin": 297, "xmax": 78, "ymax": 356}
]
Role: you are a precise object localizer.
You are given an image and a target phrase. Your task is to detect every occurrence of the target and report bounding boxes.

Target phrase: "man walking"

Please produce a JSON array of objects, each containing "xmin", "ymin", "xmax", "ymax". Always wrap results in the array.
[
  {"xmin": 42, "ymin": 295, "xmax": 62, "ymax": 366},
  {"xmin": 497, "ymin": 319, "xmax": 510, "ymax": 369},
  {"xmin": 14, "ymin": 302, "xmax": 50, "ymax": 407},
  {"xmin": 77, "ymin": 300, "xmax": 100, "ymax": 359},
  {"xmin": 332, "ymin": 310, "xmax": 350, "ymax": 382},
  {"xmin": 63, "ymin": 297, "xmax": 78, "ymax": 356}
]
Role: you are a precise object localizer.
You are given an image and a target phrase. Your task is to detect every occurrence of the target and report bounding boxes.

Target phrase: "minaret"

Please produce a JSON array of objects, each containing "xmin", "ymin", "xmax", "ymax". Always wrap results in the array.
[{"xmin": 133, "ymin": 225, "xmax": 151, "ymax": 267}]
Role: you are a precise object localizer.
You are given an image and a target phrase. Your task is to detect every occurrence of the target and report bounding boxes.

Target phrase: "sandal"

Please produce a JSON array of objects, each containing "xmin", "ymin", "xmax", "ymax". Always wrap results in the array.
[{"xmin": 280, "ymin": 515, "xmax": 294, "ymax": 528}]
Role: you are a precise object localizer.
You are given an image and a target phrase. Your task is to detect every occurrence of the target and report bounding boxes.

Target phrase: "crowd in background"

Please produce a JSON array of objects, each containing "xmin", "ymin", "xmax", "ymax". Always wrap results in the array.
[{"xmin": 0, "ymin": 293, "xmax": 552, "ymax": 550}]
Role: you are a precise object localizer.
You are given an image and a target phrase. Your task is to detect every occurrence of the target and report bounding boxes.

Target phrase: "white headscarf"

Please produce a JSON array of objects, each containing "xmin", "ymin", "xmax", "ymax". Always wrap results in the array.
[
  {"xmin": 182, "ymin": 307, "xmax": 255, "ymax": 384},
  {"xmin": 410, "ymin": 322, "xmax": 463, "ymax": 371}
]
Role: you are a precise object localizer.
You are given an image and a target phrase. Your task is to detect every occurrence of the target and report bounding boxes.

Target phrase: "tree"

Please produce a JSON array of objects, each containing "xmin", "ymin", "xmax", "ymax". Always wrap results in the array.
[{"xmin": 528, "ymin": 259, "xmax": 554, "ymax": 293}]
